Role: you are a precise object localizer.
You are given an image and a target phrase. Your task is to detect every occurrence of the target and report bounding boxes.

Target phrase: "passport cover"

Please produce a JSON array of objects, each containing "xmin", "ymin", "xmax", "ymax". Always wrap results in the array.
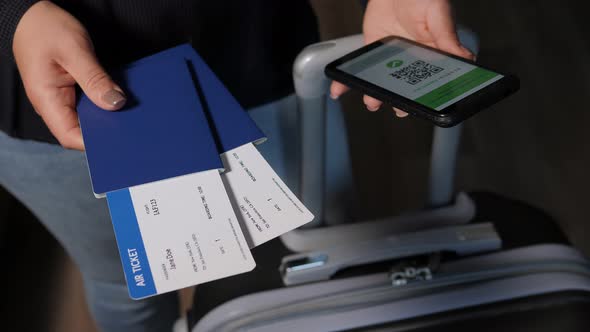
[
  {"xmin": 134, "ymin": 44, "xmax": 267, "ymax": 153},
  {"xmin": 78, "ymin": 56, "xmax": 222, "ymax": 195}
]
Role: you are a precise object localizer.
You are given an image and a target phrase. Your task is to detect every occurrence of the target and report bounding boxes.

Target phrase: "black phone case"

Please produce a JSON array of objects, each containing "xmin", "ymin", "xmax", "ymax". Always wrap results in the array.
[{"xmin": 325, "ymin": 36, "xmax": 520, "ymax": 127}]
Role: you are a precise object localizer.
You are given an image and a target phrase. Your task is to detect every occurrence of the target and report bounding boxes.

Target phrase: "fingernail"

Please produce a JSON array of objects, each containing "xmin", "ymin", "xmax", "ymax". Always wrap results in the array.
[
  {"xmin": 366, "ymin": 104, "xmax": 379, "ymax": 112},
  {"xmin": 330, "ymin": 93, "xmax": 339, "ymax": 100},
  {"xmin": 102, "ymin": 89, "xmax": 127, "ymax": 108}
]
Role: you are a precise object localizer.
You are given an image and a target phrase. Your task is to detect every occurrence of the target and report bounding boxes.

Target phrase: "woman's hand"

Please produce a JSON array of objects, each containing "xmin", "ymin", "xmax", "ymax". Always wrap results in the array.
[
  {"xmin": 13, "ymin": 1, "xmax": 126, "ymax": 150},
  {"xmin": 330, "ymin": 0, "xmax": 474, "ymax": 117}
]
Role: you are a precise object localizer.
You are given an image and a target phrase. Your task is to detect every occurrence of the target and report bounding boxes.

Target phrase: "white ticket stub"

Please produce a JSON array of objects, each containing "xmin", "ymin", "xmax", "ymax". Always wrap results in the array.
[{"xmin": 220, "ymin": 143, "xmax": 315, "ymax": 248}]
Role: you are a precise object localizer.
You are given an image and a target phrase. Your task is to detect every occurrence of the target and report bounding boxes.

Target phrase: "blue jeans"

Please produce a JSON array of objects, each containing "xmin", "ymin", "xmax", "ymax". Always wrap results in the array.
[{"xmin": 0, "ymin": 94, "xmax": 353, "ymax": 331}]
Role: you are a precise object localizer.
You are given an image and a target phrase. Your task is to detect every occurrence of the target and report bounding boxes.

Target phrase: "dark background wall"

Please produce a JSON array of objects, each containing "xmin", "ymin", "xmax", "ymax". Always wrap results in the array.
[
  {"xmin": 455, "ymin": 0, "xmax": 590, "ymax": 252},
  {"xmin": 333, "ymin": 0, "xmax": 590, "ymax": 253}
]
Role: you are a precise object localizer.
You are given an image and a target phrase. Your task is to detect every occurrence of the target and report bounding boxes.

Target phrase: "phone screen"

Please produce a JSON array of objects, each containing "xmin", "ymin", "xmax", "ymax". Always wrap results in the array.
[{"xmin": 337, "ymin": 39, "xmax": 503, "ymax": 111}]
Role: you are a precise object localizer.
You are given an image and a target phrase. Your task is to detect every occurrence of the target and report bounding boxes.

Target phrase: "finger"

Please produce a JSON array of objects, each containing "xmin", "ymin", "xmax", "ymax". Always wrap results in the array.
[
  {"xmin": 426, "ymin": 1, "xmax": 474, "ymax": 60},
  {"xmin": 363, "ymin": 95, "xmax": 382, "ymax": 112},
  {"xmin": 330, "ymin": 81, "xmax": 350, "ymax": 99},
  {"xmin": 59, "ymin": 44, "xmax": 126, "ymax": 111},
  {"xmin": 392, "ymin": 107, "xmax": 409, "ymax": 118},
  {"xmin": 38, "ymin": 100, "xmax": 84, "ymax": 150}
]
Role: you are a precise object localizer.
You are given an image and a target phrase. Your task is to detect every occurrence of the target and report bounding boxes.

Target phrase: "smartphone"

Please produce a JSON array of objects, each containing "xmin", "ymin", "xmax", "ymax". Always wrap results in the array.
[{"xmin": 325, "ymin": 36, "xmax": 519, "ymax": 127}]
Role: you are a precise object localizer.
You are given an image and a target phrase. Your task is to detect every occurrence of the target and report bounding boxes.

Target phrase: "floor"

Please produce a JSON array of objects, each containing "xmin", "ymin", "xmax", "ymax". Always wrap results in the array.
[{"xmin": 1, "ymin": 0, "xmax": 589, "ymax": 331}]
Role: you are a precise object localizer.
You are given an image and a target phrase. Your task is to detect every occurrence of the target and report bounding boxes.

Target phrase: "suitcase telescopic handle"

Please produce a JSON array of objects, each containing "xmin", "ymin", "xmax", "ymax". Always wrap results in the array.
[
  {"xmin": 292, "ymin": 29, "xmax": 479, "ymax": 226},
  {"xmin": 294, "ymin": 35, "xmax": 365, "ymax": 225}
]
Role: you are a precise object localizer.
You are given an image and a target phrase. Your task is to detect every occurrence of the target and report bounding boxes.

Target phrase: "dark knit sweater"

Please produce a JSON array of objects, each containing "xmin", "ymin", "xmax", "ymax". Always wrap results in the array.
[{"xmin": 0, "ymin": 0, "xmax": 318, "ymax": 143}]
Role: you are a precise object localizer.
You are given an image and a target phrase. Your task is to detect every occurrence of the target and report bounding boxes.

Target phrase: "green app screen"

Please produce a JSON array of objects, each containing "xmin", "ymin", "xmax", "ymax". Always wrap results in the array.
[{"xmin": 338, "ymin": 39, "xmax": 502, "ymax": 111}]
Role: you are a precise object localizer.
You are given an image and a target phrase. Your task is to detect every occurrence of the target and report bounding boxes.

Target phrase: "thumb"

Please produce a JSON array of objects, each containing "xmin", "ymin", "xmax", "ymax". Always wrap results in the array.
[
  {"xmin": 427, "ymin": 1, "xmax": 474, "ymax": 60},
  {"xmin": 60, "ymin": 45, "xmax": 126, "ymax": 111}
]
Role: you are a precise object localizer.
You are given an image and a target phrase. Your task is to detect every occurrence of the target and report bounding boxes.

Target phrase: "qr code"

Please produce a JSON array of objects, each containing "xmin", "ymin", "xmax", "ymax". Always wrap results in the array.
[{"xmin": 390, "ymin": 60, "xmax": 444, "ymax": 85}]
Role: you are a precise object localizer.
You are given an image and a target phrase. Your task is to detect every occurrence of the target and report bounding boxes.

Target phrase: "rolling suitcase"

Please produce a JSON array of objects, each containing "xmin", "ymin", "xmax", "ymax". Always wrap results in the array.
[
  {"xmin": 186, "ymin": 32, "xmax": 590, "ymax": 331},
  {"xmin": 188, "ymin": 193, "xmax": 590, "ymax": 332}
]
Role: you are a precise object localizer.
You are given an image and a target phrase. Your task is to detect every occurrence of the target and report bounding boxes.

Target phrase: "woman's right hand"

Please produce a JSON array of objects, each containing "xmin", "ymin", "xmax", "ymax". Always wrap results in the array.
[{"xmin": 13, "ymin": 1, "xmax": 126, "ymax": 150}]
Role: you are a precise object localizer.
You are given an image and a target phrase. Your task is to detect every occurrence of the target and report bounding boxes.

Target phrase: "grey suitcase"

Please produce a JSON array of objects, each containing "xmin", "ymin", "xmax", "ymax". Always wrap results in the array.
[
  {"xmin": 188, "ymin": 193, "xmax": 590, "ymax": 332},
  {"xmin": 186, "ymin": 31, "xmax": 590, "ymax": 331}
]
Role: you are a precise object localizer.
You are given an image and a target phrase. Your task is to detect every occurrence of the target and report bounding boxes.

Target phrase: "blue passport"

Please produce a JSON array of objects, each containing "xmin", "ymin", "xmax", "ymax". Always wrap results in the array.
[
  {"xmin": 78, "ymin": 56, "xmax": 223, "ymax": 196},
  {"xmin": 133, "ymin": 44, "xmax": 267, "ymax": 153}
]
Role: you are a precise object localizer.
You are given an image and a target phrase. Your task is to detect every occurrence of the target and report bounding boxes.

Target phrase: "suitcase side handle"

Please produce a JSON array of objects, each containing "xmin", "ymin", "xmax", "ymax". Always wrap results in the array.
[{"xmin": 280, "ymin": 222, "xmax": 501, "ymax": 286}]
